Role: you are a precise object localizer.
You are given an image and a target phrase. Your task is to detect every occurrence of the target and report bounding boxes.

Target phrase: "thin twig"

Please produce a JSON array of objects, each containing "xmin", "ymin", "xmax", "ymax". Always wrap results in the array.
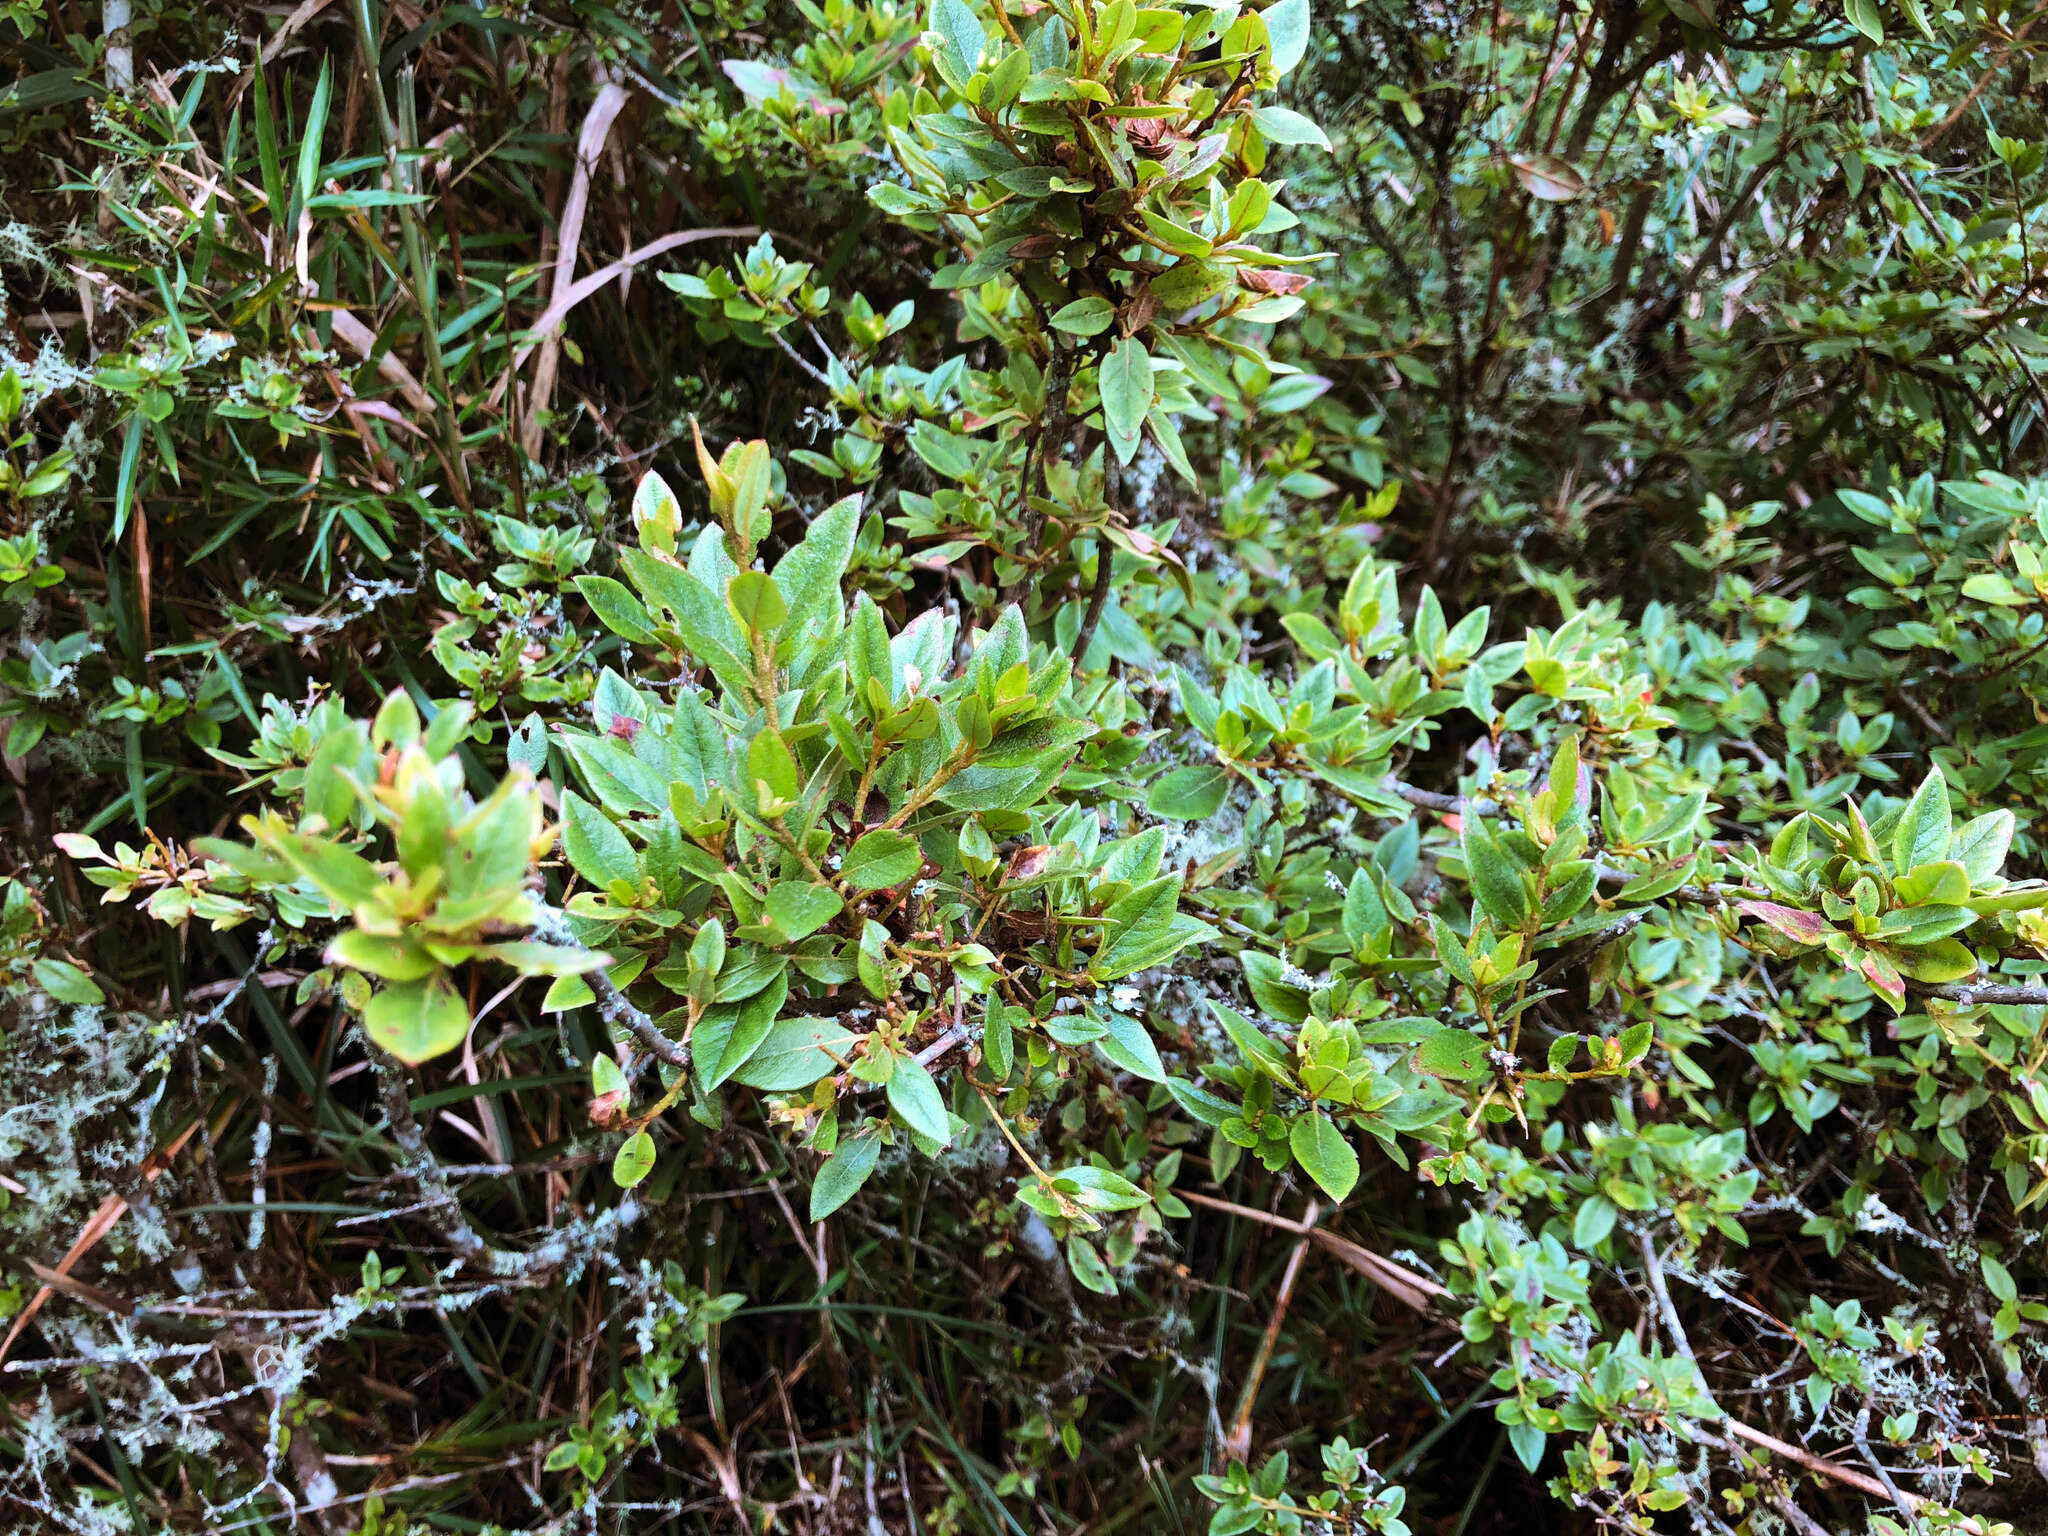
[
  {"xmin": 1719, "ymin": 1421, "xmax": 1990, "ymax": 1533},
  {"xmin": 1920, "ymin": 981, "xmax": 2048, "ymax": 1007},
  {"xmin": 589, "ymin": 967, "xmax": 690, "ymax": 1072},
  {"xmin": 502, "ymin": 227, "xmax": 759, "ymax": 375},
  {"xmin": 247, "ymin": 1057, "xmax": 278, "ymax": 1253},
  {"xmin": 1070, "ymin": 457, "xmax": 1119, "ymax": 664},
  {"xmin": 1639, "ymin": 1230, "xmax": 1695, "ymax": 1361},
  {"xmin": 1175, "ymin": 1188, "xmax": 1449, "ymax": 1311},
  {"xmin": 1222, "ymin": 1198, "xmax": 1319, "ymax": 1463},
  {"xmin": 1851, "ymin": 1396, "xmax": 1925, "ymax": 1535}
]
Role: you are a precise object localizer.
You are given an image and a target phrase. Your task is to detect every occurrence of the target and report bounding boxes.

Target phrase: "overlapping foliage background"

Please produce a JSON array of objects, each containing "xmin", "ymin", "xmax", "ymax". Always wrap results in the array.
[{"xmin": 8, "ymin": 0, "xmax": 2048, "ymax": 1530}]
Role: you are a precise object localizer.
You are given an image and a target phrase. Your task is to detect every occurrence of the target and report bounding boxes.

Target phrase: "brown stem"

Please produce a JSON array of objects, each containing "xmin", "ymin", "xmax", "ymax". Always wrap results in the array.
[
  {"xmin": 1069, "ymin": 458, "xmax": 1118, "ymax": 664},
  {"xmin": 1221, "ymin": 1198, "xmax": 1319, "ymax": 1464},
  {"xmin": 1639, "ymin": 1230, "xmax": 1697, "ymax": 1363}
]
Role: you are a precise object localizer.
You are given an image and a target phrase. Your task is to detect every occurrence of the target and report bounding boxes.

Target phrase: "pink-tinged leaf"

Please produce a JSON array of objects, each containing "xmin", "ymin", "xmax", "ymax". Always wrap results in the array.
[
  {"xmin": 1509, "ymin": 154, "xmax": 1586, "ymax": 201},
  {"xmin": 1859, "ymin": 951, "xmax": 1907, "ymax": 1006},
  {"xmin": 1736, "ymin": 900, "xmax": 1830, "ymax": 945},
  {"xmin": 721, "ymin": 59, "xmax": 843, "ymax": 113},
  {"xmin": 1006, "ymin": 845, "xmax": 1054, "ymax": 882},
  {"xmin": 346, "ymin": 400, "xmax": 428, "ymax": 437},
  {"xmin": 723, "ymin": 59, "xmax": 789, "ymax": 96},
  {"xmin": 1239, "ymin": 269, "xmax": 1314, "ymax": 296}
]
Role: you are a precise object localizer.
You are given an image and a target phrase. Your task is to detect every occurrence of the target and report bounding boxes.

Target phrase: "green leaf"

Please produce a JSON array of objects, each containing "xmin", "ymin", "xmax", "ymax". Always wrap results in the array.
[
  {"xmin": 1844, "ymin": 0, "xmax": 1883, "ymax": 42},
  {"xmin": 886, "ymin": 1054, "xmax": 952, "ymax": 1145},
  {"xmin": 1413, "ymin": 1029, "xmax": 1489, "ymax": 1082},
  {"xmin": 364, "ymin": 972, "xmax": 471, "ymax": 1064},
  {"xmin": 726, "ymin": 569, "xmax": 787, "ymax": 635},
  {"xmin": 1099, "ymin": 337, "xmax": 1153, "ymax": 465},
  {"xmin": 478, "ymin": 941, "xmax": 609, "ymax": 976},
  {"xmin": 1508, "ymin": 1422, "xmax": 1545, "ymax": 1474},
  {"xmin": 1879, "ymin": 903, "xmax": 1974, "ymax": 946},
  {"xmin": 765, "ymin": 881, "xmax": 843, "ymax": 942},
  {"xmin": 328, "ymin": 930, "xmax": 439, "ymax": 982},
  {"xmin": 810, "ymin": 1130, "xmax": 882, "ymax": 1219},
  {"xmin": 32, "ymin": 957, "xmax": 104, "ymax": 1005},
  {"xmin": 702, "ymin": 974, "xmax": 789, "ymax": 1089},
  {"xmin": 1248, "ymin": 105, "xmax": 1330, "ymax": 149},
  {"xmin": 1165, "ymin": 1077, "xmax": 1237, "ymax": 1127},
  {"xmin": 850, "ymin": 594, "xmax": 893, "ymax": 710},
  {"xmin": 1280, "ymin": 611, "xmax": 1340, "ymax": 659},
  {"xmin": 689, "ymin": 1003, "xmax": 743, "ymax": 1086},
  {"xmin": 1066, "ymin": 1233, "xmax": 1116, "ymax": 1295},
  {"xmin": 1428, "ymin": 915, "xmax": 1478, "ymax": 988},
  {"xmin": 1954, "ymin": 810, "xmax": 2015, "ymax": 885},
  {"xmin": 1050, "ymin": 297, "xmax": 1116, "ymax": 336},
  {"xmin": 1341, "ymin": 869, "xmax": 1389, "ymax": 952},
  {"xmin": 1242, "ymin": 950, "xmax": 1310, "ymax": 1024},
  {"xmin": 542, "ymin": 953, "xmax": 647, "ymax": 1013},
  {"xmin": 619, "ymin": 550, "xmax": 750, "ymax": 693},
  {"xmin": 1263, "ymin": 0, "xmax": 1310, "ymax": 75},
  {"xmin": 1146, "ymin": 763, "xmax": 1229, "ymax": 820},
  {"xmin": 1617, "ymin": 1019, "xmax": 1654, "ymax": 1064},
  {"xmin": 730, "ymin": 1016, "xmax": 858, "ymax": 1091},
  {"xmin": 843, "ymin": 829, "xmax": 921, "ymax": 891},
  {"xmin": 1098, "ymin": 1009, "xmax": 1166, "ymax": 1081},
  {"xmin": 612, "ymin": 1130, "xmax": 657, "ymax": 1188},
  {"xmin": 265, "ymin": 830, "xmax": 384, "ymax": 910},
  {"xmin": 1891, "ymin": 767, "xmax": 1952, "ymax": 875},
  {"xmin": 544, "ymin": 1443, "xmax": 582, "ymax": 1473},
  {"xmin": 1890, "ymin": 937, "xmax": 1977, "ymax": 983},
  {"xmin": 1209, "ymin": 999, "xmax": 1290, "ymax": 1073},
  {"xmin": 1050, "ymin": 1165, "xmax": 1150, "ymax": 1212},
  {"xmin": 1355, "ymin": 1016, "xmax": 1440, "ymax": 1044},
  {"xmin": 1983, "ymin": 1254, "xmax": 2020, "ymax": 1305},
  {"xmin": 1894, "ymin": 861, "xmax": 1970, "ymax": 906},
  {"xmin": 1963, "ymin": 572, "xmax": 2025, "ymax": 605},
  {"xmin": 929, "ymin": 0, "xmax": 986, "ymax": 82},
  {"xmin": 975, "ymin": 716, "xmax": 1096, "ymax": 768},
  {"xmin": 725, "ymin": 441, "xmax": 774, "ymax": 542},
  {"xmin": 562, "ymin": 791, "xmax": 639, "ymax": 888},
  {"xmin": 984, "ymin": 1001, "xmax": 1014, "ymax": 1081},
  {"xmin": 1573, "ymin": 1195, "xmax": 1617, "ymax": 1249},
  {"xmin": 1093, "ymin": 891, "xmax": 1212, "ymax": 981},
  {"xmin": 748, "ymin": 729, "xmax": 802, "ymax": 809},
  {"xmin": 692, "ymin": 918, "xmax": 727, "ymax": 976},
  {"xmin": 1289, "ymin": 1114, "xmax": 1358, "ymax": 1201},
  {"xmin": 857, "ymin": 917, "xmax": 899, "ymax": 1000},
  {"xmin": 772, "ymin": 492, "xmax": 862, "ymax": 639},
  {"xmin": 1462, "ymin": 818, "xmax": 1530, "ymax": 928},
  {"xmin": 575, "ymin": 575, "xmax": 654, "ymax": 642},
  {"xmin": 982, "ymin": 46, "xmax": 1030, "ymax": 110}
]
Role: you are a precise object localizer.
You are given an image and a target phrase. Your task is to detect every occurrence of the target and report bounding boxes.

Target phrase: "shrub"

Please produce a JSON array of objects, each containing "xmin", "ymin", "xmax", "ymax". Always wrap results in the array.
[{"xmin": 8, "ymin": 0, "xmax": 2048, "ymax": 1532}]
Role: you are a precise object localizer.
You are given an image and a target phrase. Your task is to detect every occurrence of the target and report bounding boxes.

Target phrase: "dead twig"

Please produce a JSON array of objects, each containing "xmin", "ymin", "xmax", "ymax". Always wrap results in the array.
[
  {"xmin": 1176, "ymin": 1188, "xmax": 1450, "ymax": 1312},
  {"xmin": 1221, "ymin": 1198, "xmax": 1319, "ymax": 1464},
  {"xmin": 523, "ymin": 80, "xmax": 629, "ymax": 459}
]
